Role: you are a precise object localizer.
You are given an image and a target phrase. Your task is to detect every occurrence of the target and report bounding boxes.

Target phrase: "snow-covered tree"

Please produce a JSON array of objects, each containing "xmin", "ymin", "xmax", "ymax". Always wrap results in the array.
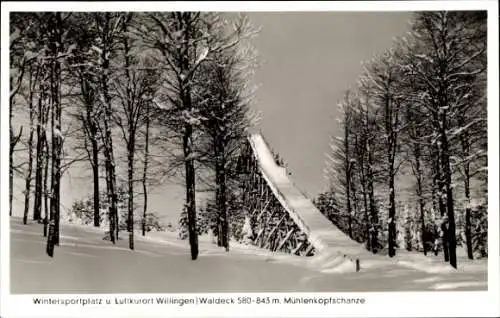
[
  {"xmin": 400, "ymin": 11, "xmax": 487, "ymax": 268},
  {"xmin": 325, "ymin": 91, "xmax": 356, "ymax": 240},
  {"xmin": 66, "ymin": 13, "xmax": 104, "ymax": 229},
  {"xmin": 31, "ymin": 12, "xmax": 75, "ymax": 257},
  {"xmin": 195, "ymin": 23, "xmax": 258, "ymax": 251},
  {"xmin": 91, "ymin": 12, "xmax": 129, "ymax": 244},
  {"xmin": 353, "ymin": 87, "xmax": 384, "ymax": 253},
  {"xmin": 359, "ymin": 47, "xmax": 407, "ymax": 257},
  {"xmin": 137, "ymin": 12, "xmax": 258, "ymax": 260},
  {"xmin": 113, "ymin": 13, "xmax": 160, "ymax": 250}
]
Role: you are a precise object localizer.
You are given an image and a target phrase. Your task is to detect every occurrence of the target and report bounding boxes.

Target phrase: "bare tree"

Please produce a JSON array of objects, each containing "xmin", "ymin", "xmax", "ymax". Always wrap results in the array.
[
  {"xmin": 67, "ymin": 15, "xmax": 104, "ymax": 228},
  {"xmin": 451, "ymin": 12, "xmax": 487, "ymax": 260},
  {"xmin": 9, "ymin": 18, "xmax": 29, "ymax": 217},
  {"xmin": 114, "ymin": 13, "xmax": 159, "ymax": 249},
  {"xmin": 91, "ymin": 12, "xmax": 129, "ymax": 243},
  {"xmin": 22, "ymin": 63, "xmax": 40, "ymax": 224},
  {"xmin": 403, "ymin": 96, "xmax": 431, "ymax": 255},
  {"xmin": 325, "ymin": 91, "xmax": 356, "ymax": 240},
  {"xmin": 353, "ymin": 88, "xmax": 382, "ymax": 253},
  {"xmin": 46, "ymin": 12, "xmax": 67, "ymax": 257},
  {"xmin": 362, "ymin": 49, "xmax": 406, "ymax": 257},
  {"xmin": 43, "ymin": 136, "xmax": 50, "ymax": 236},
  {"xmin": 141, "ymin": 102, "xmax": 151, "ymax": 236}
]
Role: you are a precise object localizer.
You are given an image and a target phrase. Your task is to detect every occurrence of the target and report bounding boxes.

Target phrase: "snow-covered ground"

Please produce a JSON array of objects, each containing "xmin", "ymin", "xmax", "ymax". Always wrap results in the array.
[{"xmin": 10, "ymin": 217, "xmax": 487, "ymax": 294}]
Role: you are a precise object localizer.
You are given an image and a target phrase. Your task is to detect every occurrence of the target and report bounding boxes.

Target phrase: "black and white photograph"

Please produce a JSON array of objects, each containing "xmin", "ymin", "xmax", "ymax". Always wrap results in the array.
[{"xmin": 1, "ymin": 1, "xmax": 498, "ymax": 317}]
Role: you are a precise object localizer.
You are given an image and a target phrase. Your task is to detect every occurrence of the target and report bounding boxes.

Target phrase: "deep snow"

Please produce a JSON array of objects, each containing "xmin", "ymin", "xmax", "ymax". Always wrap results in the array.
[{"xmin": 10, "ymin": 218, "xmax": 487, "ymax": 294}]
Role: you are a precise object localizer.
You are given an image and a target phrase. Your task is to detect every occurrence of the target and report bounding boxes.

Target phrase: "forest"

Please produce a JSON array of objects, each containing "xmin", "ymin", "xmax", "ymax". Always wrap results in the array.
[
  {"xmin": 9, "ymin": 12, "xmax": 259, "ymax": 260},
  {"xmin": 316, "ymin": 11, "xmax": 488, "ymax": 268},
  {"xmin": 9, "ymin": 11, "xmax": 488, "ymax": 270}
]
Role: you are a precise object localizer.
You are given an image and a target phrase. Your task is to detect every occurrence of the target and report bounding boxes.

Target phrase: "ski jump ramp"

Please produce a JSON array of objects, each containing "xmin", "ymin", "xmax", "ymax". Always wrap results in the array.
[{"xmin": 249, "ymin": 133, "xmax": 371, "ymax": 270}]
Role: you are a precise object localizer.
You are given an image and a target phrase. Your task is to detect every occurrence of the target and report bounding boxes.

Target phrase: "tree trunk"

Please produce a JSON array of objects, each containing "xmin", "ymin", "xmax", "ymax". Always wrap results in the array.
[
  {"xmin": 388, "ymin": 171, "xmax": 396, "ymax": 257},
  {"xmin": 33, "ymin": 95, "xmax": 44, "ymax": 223},
  {"xmin": 361, "ymin": 180, "xmax": 370, "ymax": 250},
  {"xmin": 182, "ymin": 81, "xmax": 198, "ymax": 259},
  {"xmin": 215, "ymin": 171, "xmax": 223, "ymax": 248},
  {"xmin": 439, "ymin": 115, "xmax": 457, "ymax": 269},
  {"xmin": 345, "ymin": 124, "xmax": 353, "ymax": 239},
  {"xmin": 464, "ymin": 197, "xmax": 473, "ymax": 260},
  {"xmin": 460, "ymin": 134, "xmax": 474, "ymax": 260},
  {"xmin": 43, "ymin": 137, "xmax": 49, "ymax": 237},
  {"xmin": 52, "ymin": 134, "xmax": 61, "ymax": 248},
  {"xmin": 142, "ymin": 104, "xmax": 150, "ymax": 237},
  {"xmin": 418, "ymin": 189, "xmax": 426, "ymax": 256},
  {"xmin": 88, "ymin": 85, "xmax": 100, "ymax": 227},
  {"xmin": 440, "ymin": 211, "xmax": 449, "ymax": 262},
  {"xmin": 387, "ymin": 137, "xmax": 398, "ymax": 257},
  {"xmin": 217, "ymin": 213, "xmax": 223, "ymax": 247},
  {"xmin": 47, "ymin": 90, "xmax": 59, "ymax": 256},
  {"xmin": 10, "ymin": 59, "xmax": 25, "ymax": 217},
  {"xmin": 47, "ymin": 93, "xmax": 61, "ymax": 254},
  {"xmin": 464, "ymin": 176, "xmax": 473, "ymax": 259},
  {"xmin": 215, "ymin": 135, "xmax": 229, "ymax": 251},
  {"xmin": 122, "ymin": 33, "xmax": 137, "ymax": 248},
  {"xmin": 104, "ymin": 157, "xmax": 115, "ymax": 243},
  {"xmin": 433, "ymin": 144, "xmax": 449, "ymax": 262},
  {"xmin": 103, "ymin": 124, "xmax": 118, "ymax": 244},
  {"xmin": 23, "ymin": 118, "xmax": 34, "ymax": 224},
  {"xmin": 184, "ymin": 123, "xmax": 199, "ymax": 260},
  {"xmin": 47, "ymin": 12, "xmax": 63, "ymax": 254},
  {"xmin": 181, "ymin": 13, "xmax": 198, "ymax": 260},
  {"xmin": 127, "ymin": 140, "xmax": 135, "ymax": 250},
  {"xmin": 81, "ymin": 73, "xmax": 100, "ymax": 228},
  {"xmin": 413, "ymin": 139, "xmax": 427, "ymax": 256},
  {"xmin": 385, "ymin": 92, "xmax": 399, "ymax": 258},
  {"xmin": 92, "ymin": 147, "xmax": 100, "ymax": 227},
  {"xmin": 355, "ymin": 136, "xmax": 370, "ymax": 250},
  {"xmin": 367, "ymin": 142, "xmax": 378, "ymax": 254},
  {"xmin": 215, "ymin": 136, "xmax": 223, "ymax": 248},
  {"xmin": 54, "ymin": 91, "xmax": 61, "ymax": 246},
  {"xmin": 23, "ymin": 67, "xmax": 36, "ymax": 224},
  {"xmin": 100, "ymin": 12, "xmax": 118, "ymax": 244},
  {"xmin": 10, "ymin": 127, "xmax": 23, "ymax": 218},
  {"xmin": 9, "ymin": 138, "xmax": 14, "ymax": 217},
  {"xmin": 350, "ymin": 178, "xmax": 362, "ymax": 243}
]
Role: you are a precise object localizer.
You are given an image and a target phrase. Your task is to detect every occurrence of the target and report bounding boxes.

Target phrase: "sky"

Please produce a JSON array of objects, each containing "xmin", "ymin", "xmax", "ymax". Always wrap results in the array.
[
  {"xmin": 10, "ymin": 11, "xmax": 414, "ymax": 224},
  {"xmin": 246, "ymin": 12, "xmax": 412, "ymax": 197}
]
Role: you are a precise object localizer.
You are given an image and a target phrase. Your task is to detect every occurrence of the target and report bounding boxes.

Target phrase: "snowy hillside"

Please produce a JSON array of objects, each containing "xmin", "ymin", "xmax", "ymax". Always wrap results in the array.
[{"xmin": 10, "ymin": 218, "xmax": 487, "ymax": 294}]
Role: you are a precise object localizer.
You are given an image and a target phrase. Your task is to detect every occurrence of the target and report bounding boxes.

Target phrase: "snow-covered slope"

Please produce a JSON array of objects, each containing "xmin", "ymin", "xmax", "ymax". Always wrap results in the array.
[
  {"xmin": 249, "ymin": 133, "xmax": 372, "ymax": 267},
  {"xmin": 10, "ymin": 219, "xmax": 487, "ymax": 293}
]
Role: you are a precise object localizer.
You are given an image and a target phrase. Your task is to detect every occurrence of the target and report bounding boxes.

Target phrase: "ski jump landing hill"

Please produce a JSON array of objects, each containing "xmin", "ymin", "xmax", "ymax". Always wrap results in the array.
[{"xmin": 249, "ymin": 133, "xmax": 372, "ymax": 272}]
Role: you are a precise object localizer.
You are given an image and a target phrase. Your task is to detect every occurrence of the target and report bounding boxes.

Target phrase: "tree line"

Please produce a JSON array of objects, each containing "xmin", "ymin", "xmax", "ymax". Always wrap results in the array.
[
  {"xmin": 9, "ymin": 12, "xmax": 258, "ymax": 260},
  {"xmin": 317, "ymin": 11, "xmax": 487, "ymax": 268}
]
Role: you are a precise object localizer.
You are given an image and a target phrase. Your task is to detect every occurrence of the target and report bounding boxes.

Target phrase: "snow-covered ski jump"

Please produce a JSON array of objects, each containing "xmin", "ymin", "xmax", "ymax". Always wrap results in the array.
[{"xmin": 245, "ymin": 133, "xmax": 370, "ymax": 271}]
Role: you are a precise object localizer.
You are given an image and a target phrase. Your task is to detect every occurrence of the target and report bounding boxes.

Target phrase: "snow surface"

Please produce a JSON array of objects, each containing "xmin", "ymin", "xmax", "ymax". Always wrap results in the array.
[
  {"xmin": 7, "ymin": 133, "xmax": 487, "ymax": 294},
  {"xmin": 10, "ymin": 218, "xmax": 487, "ymax": 293}
]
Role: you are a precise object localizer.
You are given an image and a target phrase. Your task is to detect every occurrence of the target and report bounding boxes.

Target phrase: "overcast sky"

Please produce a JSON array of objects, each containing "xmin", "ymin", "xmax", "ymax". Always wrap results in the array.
[{"xmin": 246, "ymin": 12, "xmax": 412, "ymax": 197}]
